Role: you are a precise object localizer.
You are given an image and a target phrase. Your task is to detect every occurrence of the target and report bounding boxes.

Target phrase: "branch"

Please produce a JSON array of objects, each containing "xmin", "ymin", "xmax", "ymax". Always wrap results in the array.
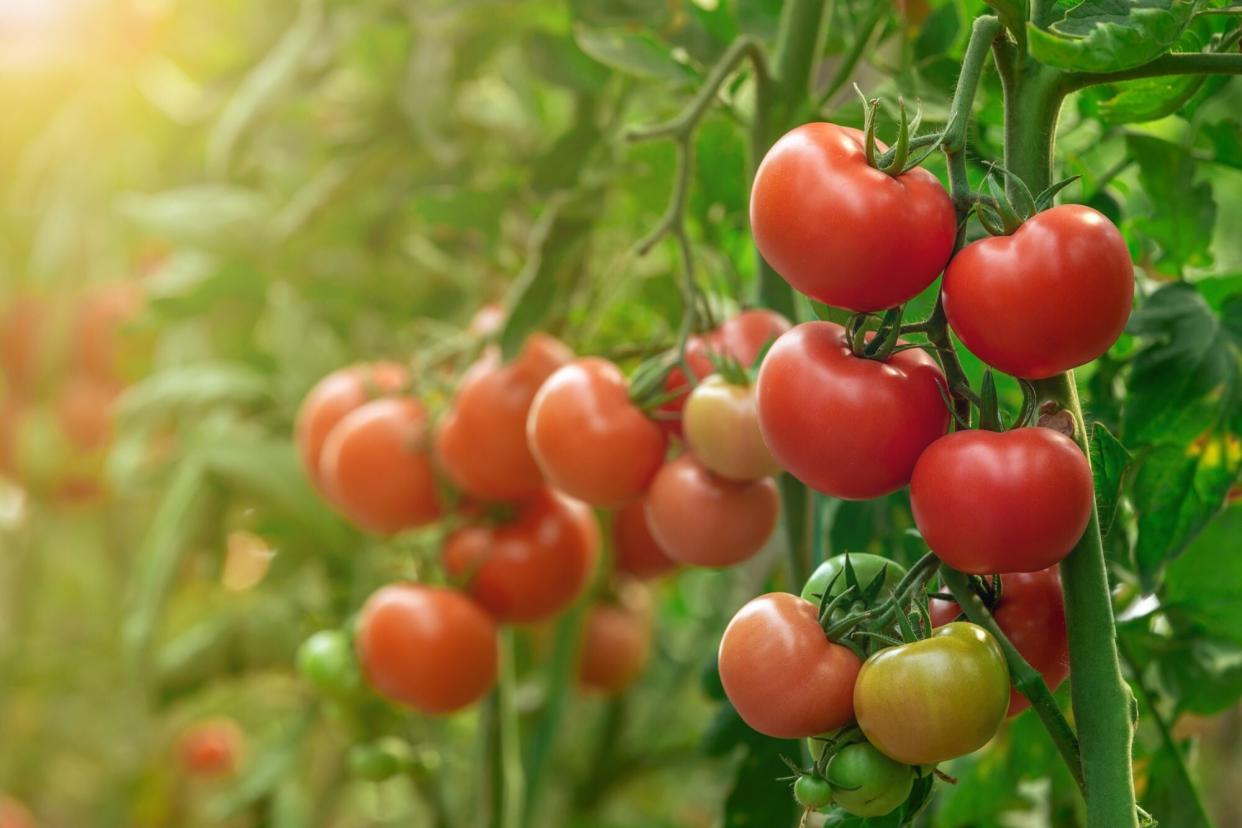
[
  {"xmin": 1064, "ymin": 51, "xmax": 1242, "ymax": 91},
  {"xmin": 942, "ymin": 16, "xmax": 1002, "ymax": 154},
  {"xmin": 940, "ymin": 567, "xmax": 1085, "ymax": 791}
]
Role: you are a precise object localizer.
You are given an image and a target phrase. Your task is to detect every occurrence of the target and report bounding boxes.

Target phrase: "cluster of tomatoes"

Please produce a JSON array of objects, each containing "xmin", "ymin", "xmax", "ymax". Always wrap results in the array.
[
  {"xmin": 0, "ymin": 284, "xmax": 143, "ymax": 504},
  {"xmin": 709, "ymin": 119, "xmax": 1134, "ymax": 818},
  {"xmin": 292, "ymin": 303, "xmax": 796, "ymax": 721}
]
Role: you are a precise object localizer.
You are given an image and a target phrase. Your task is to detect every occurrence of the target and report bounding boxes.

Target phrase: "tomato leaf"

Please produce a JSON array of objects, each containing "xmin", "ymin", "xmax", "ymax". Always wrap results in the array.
[
  {"xmin": 1090, "ymin": 421, "xmax": 1133, "ymax": 536},
  {"xmin": 722, "ymin": 731, "xmax": 801, "ymax": 828},
  {"xmin": 1162, "ymin": 505, "xmax": 1242, "ymax": 644},
  {"xmin": 1026, "ymin": 0, "xmax": 1198, "ymax": 73},
  {"xmin": 1127, "ymin": 135, "xmax": 1217, "ymax": 272},
  {"xmin": 573, "ymin": 24, "xmax": 694, "ymax": 83}
]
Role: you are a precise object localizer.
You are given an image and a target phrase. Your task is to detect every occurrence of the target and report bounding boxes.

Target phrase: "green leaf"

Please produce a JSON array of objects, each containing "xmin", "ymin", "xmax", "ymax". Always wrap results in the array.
[
  {"xmin": 524, "ymin": 31, "xmax": 611, "ymax": 92},
  {"xmin": 1163, "ymin": 505, "xmax": 1242, "ymax": 643},
  {"xmin": 1099, "ymin": 74, "xmax": 1205, "ymax": 125},
  {"xmin": 722, "ymin": 729, "xmax": 800, "ymax": 828},
  {"xmin": 1121, "ymin": 617, "xmax": 1242, "ymax": 716},
  {"xmin": 1203, "ymin": 120, "xmax": 1242, "ymax": 169},
  {"xmin": 1027, "ymin": 0, "xmax": 1198, "ymax": 73},
  {"xmin": 118, "ymin": 362, "xmax": 272, "ymax": 426},
  {"xmin": 1127, "ymin": 135, "xmax": 1216, "ymax": 273},
  {"xmin": 119, "ymin": 186, "xmax": 272, "ymax": 250},
  {"xmin": 1091, "ymin": 421, "xmax": 1133, "ymax": 536},
  {"xmin": 573, "ymin": 24, "xmax": 694, "ymax": 83}
]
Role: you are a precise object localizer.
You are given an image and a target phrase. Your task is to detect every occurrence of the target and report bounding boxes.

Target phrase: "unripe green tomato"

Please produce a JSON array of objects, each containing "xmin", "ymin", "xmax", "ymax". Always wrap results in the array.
[
  {"xmin": 297, "ymin": 630, "xmax": 360, "ymax": 695},
  {"xmin": 793, "ymin": 774, "xmax": 833, "ymax": 810},
  {"xmin": 347, "ymin": 737, "xmax": 414, "ymax": 781},
  {"xmin": 683, "ymin": 375, "xmax": 782, "ymax": 481},
  {"xmin": 854, "ymin": 622, "xmax": 1010, "ymax": 764},
  {"xmin": 801, "ymin": 553, "xmax": 908, "ymax": 624},
  {"xmin": 827, "ymin": 742, "xmax": 914, "ymax": 817}
]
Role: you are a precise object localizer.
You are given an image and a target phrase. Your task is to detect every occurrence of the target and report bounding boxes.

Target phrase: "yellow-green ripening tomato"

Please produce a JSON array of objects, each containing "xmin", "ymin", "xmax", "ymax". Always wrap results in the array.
[
  {"xmin": 854, "ymin": 622, "xmax": 1009, "ymax": 764},
  {"xmin": 683, "ymin": 375, "xmax": 782, "ymax": 481}
]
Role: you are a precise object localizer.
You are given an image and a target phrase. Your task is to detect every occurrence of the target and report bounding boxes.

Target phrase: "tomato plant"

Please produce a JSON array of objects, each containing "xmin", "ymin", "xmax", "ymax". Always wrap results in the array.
[
  {"xmin": 577, "ymin": 581, "xmax": 652, "ymax": 695},
  {"xmin": 683, "ymin": 374, "xmax": 780, "ymax": 481},
  {"xmin": 611, "ymin": 493, "xmax": 679, "ymax": 580},
  {"xmin": 826, "ymin": 741, "xmax": 915, "ymax": 817}
]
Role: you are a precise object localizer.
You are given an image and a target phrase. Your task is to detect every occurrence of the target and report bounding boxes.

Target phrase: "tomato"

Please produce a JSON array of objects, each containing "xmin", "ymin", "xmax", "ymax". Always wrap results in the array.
[
  {"xmin": 910, "ymin": 427, "xmax": 1093, "ymax": 574},
  {"xmin": 718, "ymin": 593, "xmax": 862, "ymax": 738},
  {"xmin": 612, "ymin": 493, "xmax": 679, "ymax": 580},
  {"xmin": 577, "ymin": 581, "xmax": 652, "ymax": 694},
  {"xmin": 295, "ymin": 362, "xmax": 409, "ymax": 492},
  {"xmin": 793, "ymin": 775, "xmax": 833, "ymax": 810},
  {"xmin": 0, "ymin": 296, "xmax": 51, "ymax": 396},
  {"xmin": 356, "ymin": 584, "xmax": 498, "ymax": 714},
  {"xmin": 319, "ymin": 397, "xmax": 442, "ymax": 534},
  {"xmin": 0, "ymin": 797, "xmax": 34, "ymax": 828},
  {"xmin": 854, "ymin": 622, "xmax": 1009, "ymax": 764},
  {"xmin": 442, "ymin": 488, "xmax": 598, "ymax": 623},
  {"xmin": 750, "ymin": 123, "xmax": 956, "ymax": 312},
  {"xmin": 656, "ymin": 310, "xmax": 790, "ymax": 438},
  {"xmin": 436, "ymin": 335, "xmax": 571, "ymax": 502},
  {"xmin": 756, "ymin": 321, "xmax": 949, "ymax": 499},
  {"xmin": 826, "ymin": 742, "xmax": 914, "ymax": 817},
  {"xmin": 178, "ymin": 718, "xmax": 244, "ymax": 778},
  {"xmin": 929, "ymin": 568, "xmax": 1068, "ymax": 715},
  {"xmin": 57, "ymin": 375, "xmax": 121, "ymax": 452},
  {"xmin": 942, "ymin": 204, "xmax": 1134, "ymax": 379},
  {"xmin": 71, "ymin": 283, "xmax": 143, "ymax": 383},
  {"xmin": 348, "ymin": 737, "xmax": 414, "ymax": 781},
  {"xmin": 527, "ymin": 357, "xmax": 667, "ymax": 507},
  {"xmin": 655, "ymin": 334, "xmax": 714, "ymax": 438},
  {"xmin": 297, "ymin": 629, "xmax": 360, "ymax": 695},
  {"xmin": 645, "ymin": 454, "xmax": 779, "ymax": 567},
  {"xmin": 683, "ymin": 375, "xmax": 780, "ymax": 481},
  {"xmin": 802, "ymin": 553, "xmax": 908, "ymax": 622}
]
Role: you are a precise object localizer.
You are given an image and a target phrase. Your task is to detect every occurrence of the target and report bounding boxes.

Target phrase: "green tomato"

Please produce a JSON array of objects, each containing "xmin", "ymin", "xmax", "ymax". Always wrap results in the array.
[
  {"xmin": 793, "ymin": 775, "xmax": 833, "ymax": 810},
  {"xmin": 827, "ymin": 742, "xmax": 914, "ymax": 817},
  {"xmin": 297, "ymin": 629, "xmax": 360, "ymax": 695},
  {"xmin": 854, "ymin": 622, "xmax": 1010, "ymax": 764},
  {"xmin": 801, "ymin": 553, "xmax": 908, "ymax": 623},
  {"xmin": 347, "ymin": 737, "xmax": 414, "ymax": 781}
]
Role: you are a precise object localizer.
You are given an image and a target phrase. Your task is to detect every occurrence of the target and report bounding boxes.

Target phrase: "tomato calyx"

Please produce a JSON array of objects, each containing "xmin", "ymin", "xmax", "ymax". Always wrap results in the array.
[
  {"xmin": 976, "ymin": 166, "xmax": 1083, "ymax": 237},
  {"xmin": 857, "ymin": 91, "xmax": 940, "ymax": 177},
  {"xmin": 818, "ymin": 552, "xmax": 943, "ymax": 659},
  {"xmin": 844, "ymin": 306, "xmax": 908, "ymax": 362}
]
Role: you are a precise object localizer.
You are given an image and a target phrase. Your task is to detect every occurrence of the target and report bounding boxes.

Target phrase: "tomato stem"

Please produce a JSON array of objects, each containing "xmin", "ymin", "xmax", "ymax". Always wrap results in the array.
[{"xmin": 940, "ymin": 566, "xmax": 1084, "ymax": 790}]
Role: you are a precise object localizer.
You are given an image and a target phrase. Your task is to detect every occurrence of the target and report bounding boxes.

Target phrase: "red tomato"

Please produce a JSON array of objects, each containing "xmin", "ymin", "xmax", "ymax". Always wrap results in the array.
[
  {"xmin": 442, "ymin": 488, "xmax": 599, "ymax": 623},
  {"xmin": 319, "ymin": 397, "xmax": 442, "ymax": 534},
  {"xmin": 612, "ymin": 493, "xmax": 679, "ymax": 580},
  {"xmin": 645, "ymin": 454, "xmax": 778, "ymax": 567},
  {"xmin": 356, "ymin": 584, "xmax": 498, "ymax": 714},
  {"xmin": 750, "ymin": 123, "xmax": 956, "ymax": 312},
  {"xmin": 71, "ymin": 283, "xmax": 143, "ymax": 384},
  {"xmin": 295, "ymin": 362, "xmax": 409, "ymax": 492},
  {"xmin": 527, "ymin": 357, "xmax": 667, "ymax": 507},
  {"xmin": 1, "ymin": 296, "xmax": 51, "ymax": 397},
  {"xmin": 178, "ymin": 718, "xmax": 244, "ymax": 778},
  {"xmin": 942, "ymin": 205, "xmax": 1134, "ymax": 379},
  {"xmin": 929, "ymin": 568, "xmax": 1068, "ymax": 715},
  {"xmin": 578, "ymin": 581, "xmax": 652, "ymax": 694},
  {"xmin": 57, "ymin": 375, "xmax": 122, "ymax": 452},
  {"xmin": 718, "ymin": 593, "xmax": 862, "ymax": 738},
  {"xmin": 756, "ymin": 321, "xmax": 949, "ymax": 499},
  {"xmin": 436, "ymin": 334, "xmax": 571, "ymax": 502},
  {"xmin": 0, "ymin": 796, "xmax": 35, "ymax": 828},
  {"xmin": 910, "ymin": 428, "xmax": 1093, "ymax": 574}
]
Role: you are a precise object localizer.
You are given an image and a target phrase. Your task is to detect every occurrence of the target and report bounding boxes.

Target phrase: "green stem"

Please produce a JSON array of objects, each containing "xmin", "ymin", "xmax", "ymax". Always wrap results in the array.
[
  {"xmin": 521, "ymin": 605, "xmax": 585, "ymax": 827},
  {"xmin": 1063, "ymin": 52, "xmax": 1242, "ymax": 90},
  {"xmin": 489, "ymin": 629, "xmax": 524, "ymax": 828},
  {"xmin": 1035, "ymin": 374, "xmax": 1138, "ymax": 828},
  {"xmin": 941, "ymin": 567, "xmax": 1084, "ymax": 790},
  {"xmin": 1119, "ymin": 639, "xmax": 1216, "ymax": 828}
]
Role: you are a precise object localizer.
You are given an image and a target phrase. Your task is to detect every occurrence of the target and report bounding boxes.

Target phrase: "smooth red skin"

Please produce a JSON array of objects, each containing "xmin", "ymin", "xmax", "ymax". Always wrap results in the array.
[
  {"xmin": 645, "ymin": 454, "xmax": 779, "ymax": 567},
  {"xmin": 929, "ymin": 568, "xmax": 1069, "ymax": 715},
  {"xmin": 578, "ymin": 584, "xmax": 652, "ymax": 695},
  {"xmin": 319, "ymin": 397, "xmax": 442, "ymax": 534},
  {"xmin": 442, "ymin": 489, "xmax": 599, "ymax": 623},
  {"xmin": 719, "ymin": 593, "xmax": 862, "ymax": 739},
  {"xmin": 0, "ymin": 296, "xmax": 47, "ymax": 396},
  {"xmin": 178, "ymin": 719, "xmax": 244, "ymax": 778},
  {"xmin": 296, "ymin": 362, "xmax": 408, "ymax": 491},
  {"xmin": 436, "ymin": 334, "xmax": 572, "ymax": 501},
  {"xmin": 750, "ymin": 123, "xmax": 956, "ymax": 312},
  {"xmin": 656, "ymin": 310, "xmax": 791, "ymax": 437},
  {"xmin": 613, "ymin": 494, "xmax": 679, "ymax": 580},
  {"xmin": 942, "ymin": 204, "xmax": 1134, "ymax": 379},
  {"xmin": 911, "ymin": 428, "xmax": 1093, "ymax": 574},
  {"xmin": 756, "ymin": 321, "xmax": 949, "ymax": 499},
  {"xmin": 527, "ymin": 357, "xmax": 667, "ymax": 508},
  {"xmin": 356, "ymin": 584, "xmax": 498, "ymax": 714}
]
